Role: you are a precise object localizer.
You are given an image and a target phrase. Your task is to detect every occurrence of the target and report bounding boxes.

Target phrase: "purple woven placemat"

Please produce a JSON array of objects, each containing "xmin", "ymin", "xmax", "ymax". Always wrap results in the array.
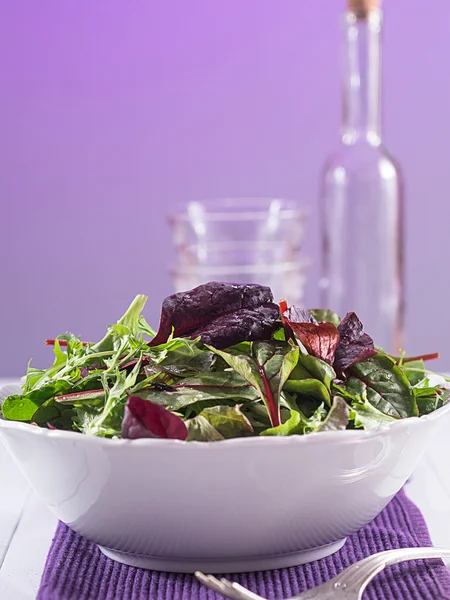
[{"xmin": 37, "ymin": 489, "xmax": 450, "ymax": 600}]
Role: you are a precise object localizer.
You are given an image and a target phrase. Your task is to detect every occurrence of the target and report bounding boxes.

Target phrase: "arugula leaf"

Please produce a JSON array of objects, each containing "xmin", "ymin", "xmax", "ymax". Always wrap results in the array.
[
  {"xmin": 83, "ymin": 360, "xmax": 143, "ymax": 436},
  {"xmin": 411, "ymin": 375, "xmax": 450, "ymax": 415},
  {"xmin": 93, "ymin": 295, "xmax": 148, "ymax": 352}
]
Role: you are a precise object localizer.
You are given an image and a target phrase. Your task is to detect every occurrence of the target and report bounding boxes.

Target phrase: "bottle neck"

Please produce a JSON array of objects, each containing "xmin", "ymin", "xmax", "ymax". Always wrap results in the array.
[{"xmin": 341, "ymin": 9, "xmax": 382, "ymax": 146}]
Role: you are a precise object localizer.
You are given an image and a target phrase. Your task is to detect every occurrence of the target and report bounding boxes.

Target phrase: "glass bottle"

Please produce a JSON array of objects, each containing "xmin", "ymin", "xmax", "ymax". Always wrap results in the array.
[{"xmin": 319, "ymin": 0, "xmax": 404, "ymax": 354}]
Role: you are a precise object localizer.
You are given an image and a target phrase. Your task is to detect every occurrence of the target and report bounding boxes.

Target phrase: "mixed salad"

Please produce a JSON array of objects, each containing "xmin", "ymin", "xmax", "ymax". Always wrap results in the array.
[{"xmin": 1, "ymin": 282, "xmax": 448, "ymax": 441}]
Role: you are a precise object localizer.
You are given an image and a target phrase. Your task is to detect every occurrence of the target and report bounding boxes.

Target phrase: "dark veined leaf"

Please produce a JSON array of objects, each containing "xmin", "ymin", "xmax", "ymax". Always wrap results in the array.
[
  {"xmin": 349, "ymin": 354, "xmax": 417, "ymax": 418},
  {"xmin": 31, "ymin": 400, "xmax": 74, "ymax": 430},
  {"xmin": 350, "ymin": 399, "xmax": 398, "ymax": 429},
  {"xmin": 149, "ymin": 282, "xmax": 279, "ymax": 349},
  {"xmin": 122, "ymin": 396, "xmax": 188, "ymax": 440},
  {"xmin": 134, "ymin": 369, "xmax": 259, "ymax": 413},
  {"xmin": 334, "ymin": 312, "xmax": 377, "ymax": 377},
  {"xmin": 281, "ymin": 307, "xmax": 339, "ymax": 365},
  {"xmin": 209, "ymin": 342, "xmax": 299, "ymax": 427}
]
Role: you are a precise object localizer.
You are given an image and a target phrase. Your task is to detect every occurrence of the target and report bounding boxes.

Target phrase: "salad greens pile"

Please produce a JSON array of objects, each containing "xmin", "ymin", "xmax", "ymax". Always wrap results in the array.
[{"xmin": 1, "ymin": 282, "xmax": 448, "ymax": 441}]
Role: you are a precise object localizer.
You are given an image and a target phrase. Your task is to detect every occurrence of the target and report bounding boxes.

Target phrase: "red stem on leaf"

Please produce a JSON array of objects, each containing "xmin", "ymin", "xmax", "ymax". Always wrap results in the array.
[
  {"xmin": 279, "ymin": 299, "xmax": 288, "ymax": 322},
  {"xmin": 45, "ymin": 339, "xmax": 90, "ymax": 347},
  {"xmin": 55, "ymin": 389, "xmax": 104, "ymax": 403},
  {"xmin": 279, "ymin": 299, "xmax": 294, "ymax": 343},
  {"xmin": 258, "ymin": 364, "xmax": 280, "ymax": 428},
  {"xmin": 400, "ymin": 353, "xmax": 440, "ymax": 364}
]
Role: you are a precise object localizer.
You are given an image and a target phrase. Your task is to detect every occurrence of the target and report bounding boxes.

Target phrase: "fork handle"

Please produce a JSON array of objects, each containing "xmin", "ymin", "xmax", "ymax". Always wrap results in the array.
[{"xmin": 341, "ymin": 546, "xmax": 450, "ymax": 598}]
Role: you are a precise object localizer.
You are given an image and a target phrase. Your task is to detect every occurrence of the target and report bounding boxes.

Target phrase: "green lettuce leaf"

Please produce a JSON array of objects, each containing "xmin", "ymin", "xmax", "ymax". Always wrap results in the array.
[
  {"xmin": 198, "ymin": 405, "xmax": 253, "ymax": 438},
  {"xmin": 186, "ymin": 415, "xmax": 224, "ymax": 441}
]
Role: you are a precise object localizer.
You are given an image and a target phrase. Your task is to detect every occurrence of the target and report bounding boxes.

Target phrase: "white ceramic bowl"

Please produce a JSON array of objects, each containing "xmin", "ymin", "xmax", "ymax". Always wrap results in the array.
[{"xmin": 1, "ymin": 382, "xmax": 449, "ymax": 574}]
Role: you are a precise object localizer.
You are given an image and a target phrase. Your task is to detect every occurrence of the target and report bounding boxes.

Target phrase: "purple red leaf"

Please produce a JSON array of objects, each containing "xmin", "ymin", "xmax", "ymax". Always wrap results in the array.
[
  {"xmin": 122, "ymin": 396, "xmax": 188, "ymax": 440},
  {"xmin": 149, "ymin": 282, "xmax": 279, "ymax": 349},
  {"xmin": 282, "ymin": 306, "xmax": 339, "ymax": 365},
  {"xmin": 334, "ymin": 312, "xmax": 377, "ymax": 378}
]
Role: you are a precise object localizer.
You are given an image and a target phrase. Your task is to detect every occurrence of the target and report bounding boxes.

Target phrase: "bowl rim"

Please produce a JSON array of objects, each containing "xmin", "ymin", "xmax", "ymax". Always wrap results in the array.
[{"xmin": 1, "ymin": 382, "xmax": 450, "ymax": 450}]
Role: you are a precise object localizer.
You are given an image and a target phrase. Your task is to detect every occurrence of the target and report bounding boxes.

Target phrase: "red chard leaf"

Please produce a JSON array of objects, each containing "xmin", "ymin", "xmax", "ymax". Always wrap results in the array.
[
  {"xmin": 282, "ymin": 305, "xmax": 339, "ymax": 365},
  {"xmin": 149, "ymin": 282, "xmax": 279, "ymax": 349},
  {"xmin": 122, "ymin": 396, "xmax": 188, "ymax": 440},
  {"xmin": 290, "ymin": 322, "xmax": 340, "ymax": 365},
  {"xmin": 334, "ymin": 312, "xmax": 377, "ymax": 378}
]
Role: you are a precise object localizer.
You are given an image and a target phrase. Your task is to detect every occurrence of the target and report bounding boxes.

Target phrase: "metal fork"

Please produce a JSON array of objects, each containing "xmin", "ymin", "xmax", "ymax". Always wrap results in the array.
[{"xmin": 196, "ymin": 546, "xmax": 450, "ymax": 600}]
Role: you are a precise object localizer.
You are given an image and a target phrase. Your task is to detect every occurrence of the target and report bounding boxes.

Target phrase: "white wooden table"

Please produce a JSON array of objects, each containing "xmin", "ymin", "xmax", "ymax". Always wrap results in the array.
[{"xmin": 1, "ymin": 381, "xmax": 450, "ymax": 600}]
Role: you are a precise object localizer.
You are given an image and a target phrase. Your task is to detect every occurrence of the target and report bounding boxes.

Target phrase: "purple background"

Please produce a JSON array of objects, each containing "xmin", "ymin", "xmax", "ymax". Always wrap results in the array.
[{"xmin": 1, "ymin": 0, "xmax": 449, "ymax": 376}]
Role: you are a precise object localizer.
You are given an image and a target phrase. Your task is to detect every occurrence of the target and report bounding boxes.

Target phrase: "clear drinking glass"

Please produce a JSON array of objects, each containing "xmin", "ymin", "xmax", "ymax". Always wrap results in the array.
[
  {"xmin": 169, "ymin": 198, "xmax": 308, "ymax": 305},
  {"xmin": 320, "ymin": 6, "xmax": 404, "ymax": 354}
]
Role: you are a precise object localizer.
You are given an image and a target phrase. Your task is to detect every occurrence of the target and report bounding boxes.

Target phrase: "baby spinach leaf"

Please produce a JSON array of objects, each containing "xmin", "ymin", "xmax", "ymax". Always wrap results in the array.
[
  {"xmin": 289, "ymin": 354, "xmax": 336, "ymax": 391},
  {"xmin": 283, "ymin": 378, "xmax": 331, "ymax": 406},
  {"xmin": 350, "ymin": 399, "xmax": 398, "ymax": 429},
  {"xmin": 349, "ymin": 354, "xmax": 417, "ymax": 418},
  {"xmin": 209, "ymin": 343, "xmax": 299, "ymax": 427},
  {"xmin": 261, "ymin": 403, "xmax": 329, "ymax": 436},
  {"xmin": 31, "ymin": 401, "xmax": 74, "ymax": 430},
  {"xmin": 260, "ymin": 410, "xmax": 304, "ymax": 436},
  {"xmin": 2, "ymin": 380, "xmax": 70, "ymax": 421}
]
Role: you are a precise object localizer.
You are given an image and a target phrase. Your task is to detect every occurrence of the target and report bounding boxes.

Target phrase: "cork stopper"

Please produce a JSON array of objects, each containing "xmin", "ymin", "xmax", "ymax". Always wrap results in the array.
[{"xmin": 348, "ymin": 0, "xmax": 380, "ymax": 18}]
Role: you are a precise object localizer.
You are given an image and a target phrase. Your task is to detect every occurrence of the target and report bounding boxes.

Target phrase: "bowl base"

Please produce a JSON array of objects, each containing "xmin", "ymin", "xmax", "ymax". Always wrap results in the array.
[{"xmin": 98, "ymin": 538, "xmax": 346, "ymax": 574}]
